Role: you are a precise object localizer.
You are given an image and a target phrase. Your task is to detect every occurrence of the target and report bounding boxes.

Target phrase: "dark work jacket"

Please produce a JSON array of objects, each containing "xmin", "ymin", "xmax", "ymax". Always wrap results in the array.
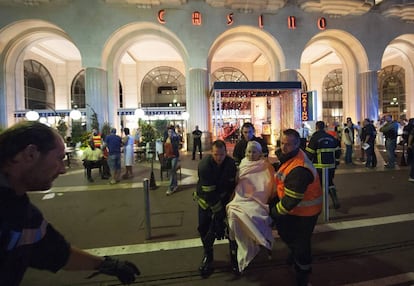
[{"xmin": 0, "ymin": 174, "xmax": 70, "ymax": 286}]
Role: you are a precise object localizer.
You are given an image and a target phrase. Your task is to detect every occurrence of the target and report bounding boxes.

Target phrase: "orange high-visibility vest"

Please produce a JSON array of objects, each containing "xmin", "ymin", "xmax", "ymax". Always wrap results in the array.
[
  {"xmin": 275, "ymin": 150, "xmax": 322, "ymax": 216},
  {"xmin": 92, "ymin": 134, "xmax": 102, "ymax": 148}
]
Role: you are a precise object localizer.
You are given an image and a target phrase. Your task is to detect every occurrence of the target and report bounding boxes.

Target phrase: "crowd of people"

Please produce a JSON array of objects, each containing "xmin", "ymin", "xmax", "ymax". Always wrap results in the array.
[{"xmin": 2, "ymin": 115, "xmax": 414, "ymax": 286}]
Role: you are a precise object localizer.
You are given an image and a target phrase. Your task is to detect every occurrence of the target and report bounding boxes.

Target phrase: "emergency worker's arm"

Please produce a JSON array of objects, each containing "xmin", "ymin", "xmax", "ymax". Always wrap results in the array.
[
  {"xmin": 305, "ymin": 137, "xmax": 317, "ymax": 161},
  {"xmin": 270, "ymin": 167, "xmax": 313, "ymax": 217}
]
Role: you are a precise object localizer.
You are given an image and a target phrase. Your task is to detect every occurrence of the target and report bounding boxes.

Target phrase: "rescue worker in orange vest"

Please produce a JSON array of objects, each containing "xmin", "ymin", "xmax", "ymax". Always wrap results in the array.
[
  {"xmin": 91, "ymin": 128, "xmax": 111, "ymax": 179},
  {"xmin": 269, "ymin": 129, "xmax": 322, "ymax": 286}
]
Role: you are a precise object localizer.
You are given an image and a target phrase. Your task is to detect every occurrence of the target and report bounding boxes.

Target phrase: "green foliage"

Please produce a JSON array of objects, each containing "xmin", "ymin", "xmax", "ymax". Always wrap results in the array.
[
  {"xmin": 154, "ymin": 119, "xmax": 168, "ymax": 139},
  {"xmin": 56, "ymin": 119, "xmax": 68, "ymax": 139},
  {"xmin": 71, "ymin": 121, "xmax": 85, "ymax": 145},
  {"xmin": 90, "ymin": 110, "xmax": 99, "ymax": 131},
  {"xmin": 139, "ymin": 120, "xmax": 157, "ymax": 143},
  {"xmin": 101, "ymin": 122, "xmax": 112, "ymax": 139}
]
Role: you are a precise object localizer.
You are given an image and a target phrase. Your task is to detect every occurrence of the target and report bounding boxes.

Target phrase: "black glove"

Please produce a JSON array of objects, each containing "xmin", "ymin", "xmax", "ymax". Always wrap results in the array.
[
  {"xmin": 212, "ymin": 209, "xmax": 226, "ymax": 240},
  {"xmin": 90, "ymin": 256, "xmax": 140, "ymax": 285}
]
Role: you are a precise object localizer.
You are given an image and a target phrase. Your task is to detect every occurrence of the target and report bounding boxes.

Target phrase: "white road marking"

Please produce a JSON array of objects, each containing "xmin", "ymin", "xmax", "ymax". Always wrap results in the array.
[{"xmin": 85, "ymin": 213, "xmax": 414, "ymax": 256}]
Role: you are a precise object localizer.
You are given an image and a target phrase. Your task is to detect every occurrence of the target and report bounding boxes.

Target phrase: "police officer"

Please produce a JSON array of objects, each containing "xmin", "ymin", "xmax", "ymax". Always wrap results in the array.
[
  {"xmin": 193, "ymin": 140, "xmax": 237, "ymax": 277},
  {"xmin": 305, "ymin": 121, "xmax": 341, "ymax": 209}
]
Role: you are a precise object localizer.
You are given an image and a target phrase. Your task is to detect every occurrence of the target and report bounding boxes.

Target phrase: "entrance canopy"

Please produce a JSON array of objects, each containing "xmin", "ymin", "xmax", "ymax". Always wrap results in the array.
[
  {"xmin": 212, "ymin": 82, "xmax": 302, "ymax": 100},
  {"xmin": 211, "ymin": 81, "xmax": 302, "ymax": 145}
]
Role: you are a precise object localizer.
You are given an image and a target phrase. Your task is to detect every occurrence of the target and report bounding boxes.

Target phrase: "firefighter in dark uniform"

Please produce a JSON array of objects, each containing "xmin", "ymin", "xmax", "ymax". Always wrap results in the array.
[
  {"xmin": 305, "ymin": 121, "xmax": 341, "ymax": 209},
  {"xmin": 269, "ymin": 129, "xmax": 322, "ymax": 286},
  {"xmin": 193, "ymin": 140, "xmax": 237, "ymax": 277}
]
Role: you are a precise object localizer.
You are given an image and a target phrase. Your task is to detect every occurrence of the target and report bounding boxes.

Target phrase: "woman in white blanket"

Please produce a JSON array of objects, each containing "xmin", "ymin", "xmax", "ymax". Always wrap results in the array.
[{"xmin": 227, "ymin": 141, "xmax": 275, "ymax": 274}]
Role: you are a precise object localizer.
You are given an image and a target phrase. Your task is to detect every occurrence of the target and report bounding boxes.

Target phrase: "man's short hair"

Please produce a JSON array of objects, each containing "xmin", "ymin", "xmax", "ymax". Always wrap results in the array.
[
  {"xmin": 212, "ymin": 139, "xmax": 227, "ymax": 151},
  {"xmin": 241, "ymin": 122, "xmax": 254, "ymax": 131},
  {"xmin": 0, "ymin": 121, "xmax": 58, "ymax": 168},
  {"xmin": 283, "ymin": 128, "xmax": 300, "ymax": 145},
  {"xmin": 316, "ymin": 121, "xmax": 325, "ymax": 130}
]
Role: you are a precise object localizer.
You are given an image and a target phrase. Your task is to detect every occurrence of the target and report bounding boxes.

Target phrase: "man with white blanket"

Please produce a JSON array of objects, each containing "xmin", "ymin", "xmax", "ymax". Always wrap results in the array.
[{"xmin": 227, "ymin": 141, "xmax": 275, "ymax": 274}]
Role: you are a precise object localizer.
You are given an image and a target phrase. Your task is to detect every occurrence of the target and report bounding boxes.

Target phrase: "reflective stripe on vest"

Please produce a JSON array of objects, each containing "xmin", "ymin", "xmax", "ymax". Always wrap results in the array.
[
  {"xmin": 92, "ymin": 135, "xmax": 102, "ymax": 148},
  {"xmin": 314, "ymin": 147, "xmax": 338, "ymax": 169},
  {"xmin": 275, "ymin": 150, "xmax": 322, "ymax": 216}
]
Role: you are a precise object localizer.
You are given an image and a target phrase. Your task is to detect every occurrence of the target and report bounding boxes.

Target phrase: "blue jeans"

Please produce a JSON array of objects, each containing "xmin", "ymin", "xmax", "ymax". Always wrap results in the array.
[
  {"xmin": 169, "ymin": 157, "xmax": 179, "ymax": 190},
  {"xmin": 345, "ymin": 144, "xmax": 353, "ymax": 164},
  {"xmin": 365, "ymin": 143, "xmax": 376, "ymax": 167},
  {"xmin": 385, "ymin": 139, "xmax": 397, "ymax": 167}
]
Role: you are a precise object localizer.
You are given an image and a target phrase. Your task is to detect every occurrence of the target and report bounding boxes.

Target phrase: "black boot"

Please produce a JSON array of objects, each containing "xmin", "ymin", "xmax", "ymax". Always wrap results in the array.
[
  {"xmin": 229, "ymin": 240, "xmax": 240, "ymax": 275},
  {"xmin": 198, "ymin": 250, "xmax": 214, "ymax": 278},
  {"xmin": 329, "ymin": 186, "xmax": 341, "ymax": 209}
]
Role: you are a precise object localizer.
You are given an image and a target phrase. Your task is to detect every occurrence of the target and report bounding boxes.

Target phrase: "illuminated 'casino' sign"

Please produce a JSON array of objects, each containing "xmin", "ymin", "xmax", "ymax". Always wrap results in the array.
[
  {"xmin": 157, "ymin": 10, "xmax": 327, "ymax": 30},
  {"xmin": 301, "ymin": 92, "xmax": 316, "ymax": 122}
]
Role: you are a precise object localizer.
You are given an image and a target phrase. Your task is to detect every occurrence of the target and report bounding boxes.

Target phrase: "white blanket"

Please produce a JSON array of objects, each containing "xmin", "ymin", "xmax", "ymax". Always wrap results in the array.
[{"xmin": 226, "ymin": 158, "xmax": 275, "ymax": 271}]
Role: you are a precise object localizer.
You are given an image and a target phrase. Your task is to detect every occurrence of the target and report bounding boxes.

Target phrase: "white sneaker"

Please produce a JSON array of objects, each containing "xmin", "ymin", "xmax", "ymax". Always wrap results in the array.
[
  {"xmin": 409, "ymin": 177, "xmax": 414, "ymax": 183},
  {"xmin": 166, "ymin": 186, "xmax": 178, "ymax": 196}
]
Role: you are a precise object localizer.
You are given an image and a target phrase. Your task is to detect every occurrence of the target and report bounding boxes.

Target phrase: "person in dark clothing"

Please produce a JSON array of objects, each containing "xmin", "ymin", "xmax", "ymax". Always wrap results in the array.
[
  {"xmin": 269, "ymin": 129, "xmax": 322, "ymax": 286},
  {"xmin": 0, "ymin": 121, "xmax": 140, "ymax": 286},
  {"xmin": 192, "ymin": 125, "xmax": 203, "ymax": 160},
  {"xmin": 193, "ymin": 140, "xmax": 237, "ymax": 278},
  {"xmin": 233, "ymin": 122, "xmax": 268, "ymax": 165},
  {"xmin": 380, "ymin": 114, "xmax": 399, "ymax": 169},
  {"xmin": 407, "ymin": 122, "xmax": 414, "ymax": 182},
  {"xmin": 361, "ymin": 118, "xmax": 377, "ymax": 168},
  {"xmin": 305, "ymin": 121, "xmax": 341, "ymax": 209}
]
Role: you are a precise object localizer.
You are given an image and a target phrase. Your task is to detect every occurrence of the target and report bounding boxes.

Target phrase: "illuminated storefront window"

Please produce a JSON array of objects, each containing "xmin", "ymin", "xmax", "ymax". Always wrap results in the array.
[
  {"xmin": 378, "ymin": 65, "xmax": 405, "ymax": 120},
  {"xmin": 322, "ymin": 69, "xmax": 343, "ymax": 126}
]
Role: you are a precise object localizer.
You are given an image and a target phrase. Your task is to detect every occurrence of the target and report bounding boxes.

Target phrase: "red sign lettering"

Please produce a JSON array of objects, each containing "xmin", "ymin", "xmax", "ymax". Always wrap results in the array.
[
  {"xmin": 192, "ymin": 11, "xmax": 202, "ymax": 26},
  {"xmin": 227, "ymin": 13, "xmax": 234, "ymax": 25},
  {"xmin": 288, "ymin": 16, "xmax": 296, "ymax": 29},
  {"xmin": 158, "ymin": 10, "xmax": 166, "ymax": 24}
]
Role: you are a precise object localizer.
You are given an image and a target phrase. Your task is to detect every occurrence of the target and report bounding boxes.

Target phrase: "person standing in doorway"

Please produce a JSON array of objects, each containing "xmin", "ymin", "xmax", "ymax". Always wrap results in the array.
[
  {"xmin": 193, "ymin": 140, "xmax": 237, "ymax": 278},
  {"xmin": 192, "ymin": 125, "xmax": 203, "ymax": 160}
]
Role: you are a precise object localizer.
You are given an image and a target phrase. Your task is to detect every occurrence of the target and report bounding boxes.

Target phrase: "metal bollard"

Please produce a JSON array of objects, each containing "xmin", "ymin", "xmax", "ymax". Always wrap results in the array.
[
  {"xmin": 321, "ymin": 168, "xmax": 330, "ymax": 222},
  {"xmin": 143, "ymin": 178, "xmax": 151, "ymax": 240}
]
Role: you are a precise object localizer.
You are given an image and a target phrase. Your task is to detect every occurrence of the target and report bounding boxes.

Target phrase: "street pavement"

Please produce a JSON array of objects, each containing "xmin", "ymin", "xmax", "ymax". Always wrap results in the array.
[{"xmin": 21, "ymin": 145, "xmax": 414, "ymax": 286}]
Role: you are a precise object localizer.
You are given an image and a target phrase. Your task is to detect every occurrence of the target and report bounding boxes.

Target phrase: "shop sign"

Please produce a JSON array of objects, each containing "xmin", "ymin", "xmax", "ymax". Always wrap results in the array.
[{"xmin": 157, "ymin": 9, "xmax": 327, "ymax": 30}]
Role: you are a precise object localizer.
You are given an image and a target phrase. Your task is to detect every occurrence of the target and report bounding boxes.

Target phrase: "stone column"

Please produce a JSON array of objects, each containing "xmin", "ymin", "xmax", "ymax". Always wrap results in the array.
[
  {"xmin": 280, "ymin": 70, "xmax": 299, "ymax": 81},
  {"xmin": 187, "ymin": 68, "xmax": 211, "ymax": 150},
  {"xmin": 359, "ymin": 71, "xmax": 379, "ymax": 121},
  {"xmin": 85, "ymin": 67, "xmax": 109, "ymax": 131}
]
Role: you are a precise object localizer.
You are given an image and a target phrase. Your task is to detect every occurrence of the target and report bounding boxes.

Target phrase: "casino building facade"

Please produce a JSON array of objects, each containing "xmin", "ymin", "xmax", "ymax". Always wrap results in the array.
[{"xmin": 0, "ymin": 0, "xmax": 413, "ymax": 147}]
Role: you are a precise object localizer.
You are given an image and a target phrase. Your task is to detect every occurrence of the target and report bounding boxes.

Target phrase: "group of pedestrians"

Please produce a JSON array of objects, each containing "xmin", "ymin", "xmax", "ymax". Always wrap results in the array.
[{"xmin": 82, "ymin": 127, "xmax": 136, "ymax": 185}]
